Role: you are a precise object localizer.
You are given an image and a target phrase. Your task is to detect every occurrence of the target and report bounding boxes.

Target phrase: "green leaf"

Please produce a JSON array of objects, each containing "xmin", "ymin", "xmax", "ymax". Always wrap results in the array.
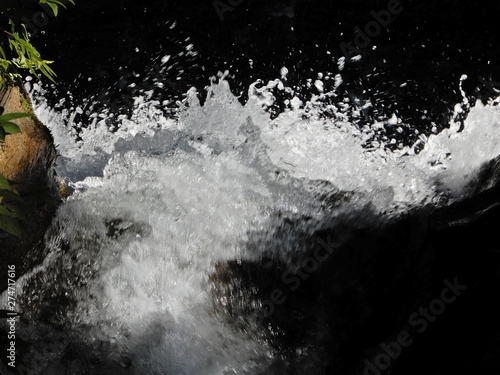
[
  {"xmin": 0, "ymin": 204, "xmax": 25, "ymax": 221},
  {"xmin": 0, "ymin": 113, "xmax": 32, "ymax": 122},
  {"xmin": 0, "ymin": 126, "xmax": 5, "ymax": 142},
  {"xmin": 0, "ymin": 215, "xmax": 22, "ymax": 238},
  {"xmin": 6, "ymin": 23, "xmax": 57, "ymax": 83},
  {"xmin": 0, "ymin": 189, "xmax": 23, "ymax": 203},
  {"xmin": 0, "ymin": 174, "xmax": 9, "ymax": 189},
  {"xmin": 0, "ymin": 121, "xmax": 21, "ymax": 134},
  {"xmin": 47, "ymin": 2, "xmax": 58, "ymax": 16}
]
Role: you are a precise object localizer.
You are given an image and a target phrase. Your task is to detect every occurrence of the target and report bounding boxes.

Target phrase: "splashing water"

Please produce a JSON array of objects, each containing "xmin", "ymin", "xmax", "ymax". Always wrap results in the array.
[{"xmin": 3, "ymin": 74, "xmax": 500, "ymax": 374}]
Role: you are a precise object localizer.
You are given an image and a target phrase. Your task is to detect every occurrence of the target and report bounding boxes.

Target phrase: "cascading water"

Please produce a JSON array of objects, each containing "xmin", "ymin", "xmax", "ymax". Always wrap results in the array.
[{"xmin": 2, "ymin": 64, "xmax": 500, "ymax": 374}]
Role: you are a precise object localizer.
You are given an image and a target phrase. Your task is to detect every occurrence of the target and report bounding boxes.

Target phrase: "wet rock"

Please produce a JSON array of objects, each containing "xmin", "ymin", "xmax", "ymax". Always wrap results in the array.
[{"xmin": 210, "ymin": 165, "xmax": 500, "ymax": 374}]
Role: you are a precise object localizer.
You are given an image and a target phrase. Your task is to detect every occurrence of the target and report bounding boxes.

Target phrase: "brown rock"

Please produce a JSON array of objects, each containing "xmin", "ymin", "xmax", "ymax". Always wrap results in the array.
[
  {"xmin": 0, "ymin": 73, "xmax": 59, "ymax": 292},
  {"xmin": 0, "ymin": 76, "xmax": 56, "ymax": 187}
]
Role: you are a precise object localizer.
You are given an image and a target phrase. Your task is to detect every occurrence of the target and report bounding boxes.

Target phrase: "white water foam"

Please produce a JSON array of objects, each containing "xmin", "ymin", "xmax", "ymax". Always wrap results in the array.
[{"xmin": 3, "ymin": 75, "xmax": 500, "ymax": 374}]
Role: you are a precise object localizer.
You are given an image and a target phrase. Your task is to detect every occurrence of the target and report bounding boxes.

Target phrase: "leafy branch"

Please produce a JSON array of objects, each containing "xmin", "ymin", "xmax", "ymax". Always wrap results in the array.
[
  {"xmin": 0, "ymin": 0, "xmax": 75, "ymax": 81},
  {"xmin": 40, "ymin": 0, "xmax": 75, "ymax": 17},
  {"xmin": 1, "ymin": 22, "xmax": 56, "ymax": 82},
  {"xmin": 0, "ymin": 1, "xmax": 74, "ymax": 238}
]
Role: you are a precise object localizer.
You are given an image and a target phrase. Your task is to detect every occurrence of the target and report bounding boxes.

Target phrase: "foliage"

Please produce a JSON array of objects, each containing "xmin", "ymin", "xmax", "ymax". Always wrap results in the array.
[
  {"xmin": 0, "ymin": 1, "xmax": 73, "ymax": 238},
  {"xmin": 0, "ymin": 0, "xmax": 75, "ymax": 82},
  {"xmin": 0, "ymin": 111, "xmax": 29, "ymax": 141},
  {"xmin": 0, "ymin": 172, "xmax": 24, "ymax": 238}
]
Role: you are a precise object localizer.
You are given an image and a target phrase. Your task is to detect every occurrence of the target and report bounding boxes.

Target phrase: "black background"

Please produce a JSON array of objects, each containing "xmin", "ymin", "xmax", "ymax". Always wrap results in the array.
[{"xmin": 31, "ymin": 0, "xmax": 500, "ymax": 141}]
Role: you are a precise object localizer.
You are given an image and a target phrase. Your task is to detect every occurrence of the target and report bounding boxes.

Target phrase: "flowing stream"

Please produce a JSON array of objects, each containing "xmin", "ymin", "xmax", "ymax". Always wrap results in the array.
[{"xmin": 2, "ymin": 68, "xmax": 500, "ymax": 374}]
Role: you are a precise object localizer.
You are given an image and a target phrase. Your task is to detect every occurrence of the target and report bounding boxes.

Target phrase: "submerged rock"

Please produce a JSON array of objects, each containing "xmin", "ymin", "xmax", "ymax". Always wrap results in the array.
[{"xmin": 210, "ymin": 163, "xmax": 500, "ymax": 374}]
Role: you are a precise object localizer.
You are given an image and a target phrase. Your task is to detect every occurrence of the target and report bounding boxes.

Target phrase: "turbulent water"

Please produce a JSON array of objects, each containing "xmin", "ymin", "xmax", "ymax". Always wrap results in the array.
[{"xmin": 2, "ymin": 69, "xmax": 500, "ymax": 374}]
